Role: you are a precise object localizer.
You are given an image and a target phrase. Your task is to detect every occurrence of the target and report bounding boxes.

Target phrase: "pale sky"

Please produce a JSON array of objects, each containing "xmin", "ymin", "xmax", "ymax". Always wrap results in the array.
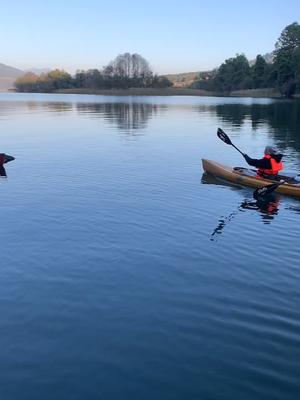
[{"xmin": 1, "ymin": 0, "xmax": 299, "ymax": 74}]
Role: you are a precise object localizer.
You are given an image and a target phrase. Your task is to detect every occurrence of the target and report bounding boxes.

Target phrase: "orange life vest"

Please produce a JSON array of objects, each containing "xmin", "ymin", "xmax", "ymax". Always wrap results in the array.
[{"xmin": 258, "ymin": 154, "xmax": 283, "ymax": 176}]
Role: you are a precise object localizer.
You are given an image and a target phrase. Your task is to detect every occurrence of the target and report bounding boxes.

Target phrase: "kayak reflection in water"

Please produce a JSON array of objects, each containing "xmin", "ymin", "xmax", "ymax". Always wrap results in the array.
[{"xmin": 0, "ymin": 153, "xmax": 15, "ymax": 177}]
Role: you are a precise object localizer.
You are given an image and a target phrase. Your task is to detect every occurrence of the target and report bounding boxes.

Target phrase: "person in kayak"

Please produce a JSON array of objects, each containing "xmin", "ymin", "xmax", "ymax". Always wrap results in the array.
[{"xmin": 243, "ymin": 146, "xmax": 283, "ymax": 179}]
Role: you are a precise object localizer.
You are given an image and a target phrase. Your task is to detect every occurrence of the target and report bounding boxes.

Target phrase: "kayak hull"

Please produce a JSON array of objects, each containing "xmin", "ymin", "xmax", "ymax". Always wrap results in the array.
[{"xmin": 202, "ymin": 159, "xmax": 300, "ymax": 198}]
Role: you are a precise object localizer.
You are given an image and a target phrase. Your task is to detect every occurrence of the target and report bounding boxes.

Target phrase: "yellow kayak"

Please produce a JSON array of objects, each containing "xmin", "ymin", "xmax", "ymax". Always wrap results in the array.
[{"xmin": 202, "ymin": 159, "xmax": 300, "ymax": 198}]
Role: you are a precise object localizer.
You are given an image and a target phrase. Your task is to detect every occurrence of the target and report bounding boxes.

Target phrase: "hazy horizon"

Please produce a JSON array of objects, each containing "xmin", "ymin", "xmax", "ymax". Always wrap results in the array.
[
  {"xmin": 1, "ymin": 0, "xmax": 299, "ymax": 74},
  {"xmin": 0, "ymin": 62, "xmax": 212, "ymax": 76}
]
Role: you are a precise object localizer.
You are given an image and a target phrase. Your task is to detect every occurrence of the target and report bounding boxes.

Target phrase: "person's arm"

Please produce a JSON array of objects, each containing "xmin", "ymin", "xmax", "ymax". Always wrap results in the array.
[{"xmin": 244, "ymin": 154, "xmax": 271, "ymax": 169}]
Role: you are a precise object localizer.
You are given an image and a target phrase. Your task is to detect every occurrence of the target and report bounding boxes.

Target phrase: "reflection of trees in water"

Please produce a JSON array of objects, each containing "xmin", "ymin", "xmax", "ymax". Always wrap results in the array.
[
  {"xmin": 0, "ymin": 99, "xmax": 167, "ymax": 133},
  {"xmin": 216, "ymin": 104, "xmax": 250, "ymax": 127},
  {"xmin": 215, "ymin": 101, "xmax": 300, "ymax": 151},
  {"xmin": 76, "ymin": 102, "xmax": 167, "ymax": 133}
]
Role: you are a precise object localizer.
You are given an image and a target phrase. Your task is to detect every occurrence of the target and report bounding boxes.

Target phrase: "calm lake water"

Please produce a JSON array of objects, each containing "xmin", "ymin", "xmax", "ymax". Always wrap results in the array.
[{"xmin": 1, "ymin": 93, "xmax": 300, "ymax": 400}]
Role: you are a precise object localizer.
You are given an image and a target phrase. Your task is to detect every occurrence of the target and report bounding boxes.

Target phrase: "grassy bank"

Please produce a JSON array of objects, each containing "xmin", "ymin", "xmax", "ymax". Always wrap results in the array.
[
  {"xmin": 10, "ymin": 86, "xmax": 298, "ymax": 98},
  {"xmin": 54, "ymin": 87, "xmax": 220, "ymax": 96},
  {"xmin": 230, "ymin": 88, "xmax": 281, "ymax": 98},
  {"xmin": 55, "ymin": 88, "xmax": 217, "ymax": 96},
  {"xmin": 54, "ymin": 87, "xmax": 290, "ymax": 98}
]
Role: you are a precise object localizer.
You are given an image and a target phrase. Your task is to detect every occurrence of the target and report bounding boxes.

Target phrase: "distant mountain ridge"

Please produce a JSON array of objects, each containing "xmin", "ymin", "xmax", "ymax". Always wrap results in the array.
[
  {"xmin": 26, "ymin": 67, "xmax": 51, "ymax": 74},
  {"xmin": 0, "ymin": 63, "xmax": 24, "ymax": 78},
  {"xmin": 0, "ymin": 62, "xmax": 24, "ymax": 91}
]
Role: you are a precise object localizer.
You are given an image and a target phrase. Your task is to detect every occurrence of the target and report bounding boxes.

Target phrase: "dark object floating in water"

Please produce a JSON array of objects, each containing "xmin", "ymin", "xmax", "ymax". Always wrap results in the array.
[{"xmin": 0, "ymin": 153, "xmax": 15, "ymax": 177}]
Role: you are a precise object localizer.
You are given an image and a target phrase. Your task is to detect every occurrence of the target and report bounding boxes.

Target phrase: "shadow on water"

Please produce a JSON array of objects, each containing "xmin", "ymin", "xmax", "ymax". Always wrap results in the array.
[{"xmin": 202, "ymin": 173, "xmax": 281, "ymax": 241}]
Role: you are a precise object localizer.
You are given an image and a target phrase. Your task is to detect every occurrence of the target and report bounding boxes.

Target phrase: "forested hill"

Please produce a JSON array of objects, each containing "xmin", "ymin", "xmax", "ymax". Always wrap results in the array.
[{"xmin": 165, "ymin": 53, "xmax": 274, "ymax": 88}]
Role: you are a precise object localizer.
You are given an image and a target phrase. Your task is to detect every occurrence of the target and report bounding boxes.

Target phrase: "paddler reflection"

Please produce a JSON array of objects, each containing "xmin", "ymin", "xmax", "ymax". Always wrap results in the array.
[
  {"xmin": 0, "ymin": 153, "xmax": 15, "ymax": 177},
  {"xmin": 240, "ymin": 195, "xmax": 280, "ymax": 220},
  {"xmin": 201, "ymin": 173, "xmax": 281, "ymax": 241},
  {"xmin": 210, "ymin": 197, "xmax": 280, "ymax": 241}
]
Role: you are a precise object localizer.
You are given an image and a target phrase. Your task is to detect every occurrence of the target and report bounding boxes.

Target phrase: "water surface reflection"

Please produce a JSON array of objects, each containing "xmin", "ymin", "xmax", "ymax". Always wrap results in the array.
[
  {"xmin": 1, "ymin": 96, "xmax": 300, "ymax": 149},
  {"xmin": 0, "ymin": 94, "xmax": 300, "ymax": 400},
  {"xmin": 76, "ymin": 102, "xmax": 167, "ymax": 133},
  {"xmin": 215, "ymin": 100, "xmax": 300, "ymax": 152},
  {"xmin": 202, "ymin": 173, "xmax": 281, "ymax": 241}
]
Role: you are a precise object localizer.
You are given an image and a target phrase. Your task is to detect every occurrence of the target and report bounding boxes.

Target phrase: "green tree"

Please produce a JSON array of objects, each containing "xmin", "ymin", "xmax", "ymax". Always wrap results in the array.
[
  {"xmin": 151, "ymin": 75, "xmax": 173, "ymax": 88},
  {"xmin": 47, "ymin": 69, "xmax": 72, "ymax": 90},
  {"xmin": 214, "ymin": 54, "xmax": 251, "ymax": 92},
  {"xmin": 15, "ymin": 72, "xmax": 39, "ymax": 92},
  {"xmin": 15, "ymin": 69, "xmax": 72, "ymax": 92},
  {"xmin": 74, "ymin": 70, "xmax": 87, "ymax": 88},
  {"xmin": 252, "ymin": 55, "xmax": 267, "ymax": 88},
  {"xmin": 274, "ymin": 22, "xmax": 300, "ymax": 97},
  {"xmin": 105, "ymin": 53, "xmax": 153, "ymax": 88}
]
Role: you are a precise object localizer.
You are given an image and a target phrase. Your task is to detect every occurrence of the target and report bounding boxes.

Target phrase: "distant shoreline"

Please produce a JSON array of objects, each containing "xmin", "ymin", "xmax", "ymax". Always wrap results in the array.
[
  {"xmin": 54, "ymin": 87, "xmax": 297, "ymax": 98},
  {"xmin": 4, "ymin": 87, "xmax": 300, "ymax": 98},
  {"xmin": 54, "ymin": 87, "xmax": 221, "ymax": 97}
]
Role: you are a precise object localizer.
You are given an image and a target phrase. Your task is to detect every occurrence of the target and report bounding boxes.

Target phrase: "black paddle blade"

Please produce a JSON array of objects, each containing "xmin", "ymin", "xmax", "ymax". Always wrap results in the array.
[
  {"xmin": 217, "ymin": 128, "xmax": 232, "ymax": 145},
  {"xmin": 4, "ymin": 154, "xmax": 15, "ymax": 164},
  {"xmin": 253, "ymin": 182, "xmax": 282, "ymax": 200}
]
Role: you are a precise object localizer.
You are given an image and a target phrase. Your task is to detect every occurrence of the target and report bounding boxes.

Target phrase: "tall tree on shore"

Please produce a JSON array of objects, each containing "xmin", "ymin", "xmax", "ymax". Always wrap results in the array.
[
  {"xmin": 105, "ymin": 53, "xmax": 153, "ymax": 87},
  {"xmin": 214, "ymin": 54, "xmax": 251, "ymax": 92},
  {"xmin": 274, "ymin": 22, "xmax": 300, "ymax": 97},
  {"xmin": 252, "ymin": 55, "xmax": 268, "ymax": 88}
]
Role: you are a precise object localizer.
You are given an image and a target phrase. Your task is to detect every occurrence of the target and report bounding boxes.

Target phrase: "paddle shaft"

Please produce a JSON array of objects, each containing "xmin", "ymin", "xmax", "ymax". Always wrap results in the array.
[{"xmin": 231, "ymin": 143, "xmax": 244, "ymax": 156}]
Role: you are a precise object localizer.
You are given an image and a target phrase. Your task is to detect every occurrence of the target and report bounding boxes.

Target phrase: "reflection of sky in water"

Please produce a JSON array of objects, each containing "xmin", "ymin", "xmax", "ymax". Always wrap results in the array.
[
  {"xmin": 1, "ymin": 94, "xmax": 300, "ymax": 168},
  {"xmin": 1, "ymin": 93, "xmax": 300, "ymax": 400}
]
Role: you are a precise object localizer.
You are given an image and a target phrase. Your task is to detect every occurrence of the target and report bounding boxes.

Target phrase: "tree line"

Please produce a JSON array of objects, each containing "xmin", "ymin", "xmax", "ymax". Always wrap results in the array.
[
  {"xmin": 14, "ymin": 53, "xmax": 173, "ymax": 92},
  {"xmin": 15, "ymin": 23, "xmax": 300, "ymax": 97},
  {"xmin": 192, "ymin": 22, "xmax": 300, "ymax": 97}
]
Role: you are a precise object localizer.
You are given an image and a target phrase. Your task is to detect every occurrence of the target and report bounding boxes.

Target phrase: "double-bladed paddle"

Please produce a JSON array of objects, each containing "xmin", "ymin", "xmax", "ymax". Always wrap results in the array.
[
  {"xmin": 217, "ymin": 128, "xmax": 245, "ymax": 157},
  {"xmin": 216, "ymin": 127, "xmax": 300, "ymax": 200},
  {"xmin": 253, "ymin": 181, "xmax": 285, "ymax": 199},
  {"xmin": 253, "ymin": 174, "xmax": 300, "ymax": 199}
]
